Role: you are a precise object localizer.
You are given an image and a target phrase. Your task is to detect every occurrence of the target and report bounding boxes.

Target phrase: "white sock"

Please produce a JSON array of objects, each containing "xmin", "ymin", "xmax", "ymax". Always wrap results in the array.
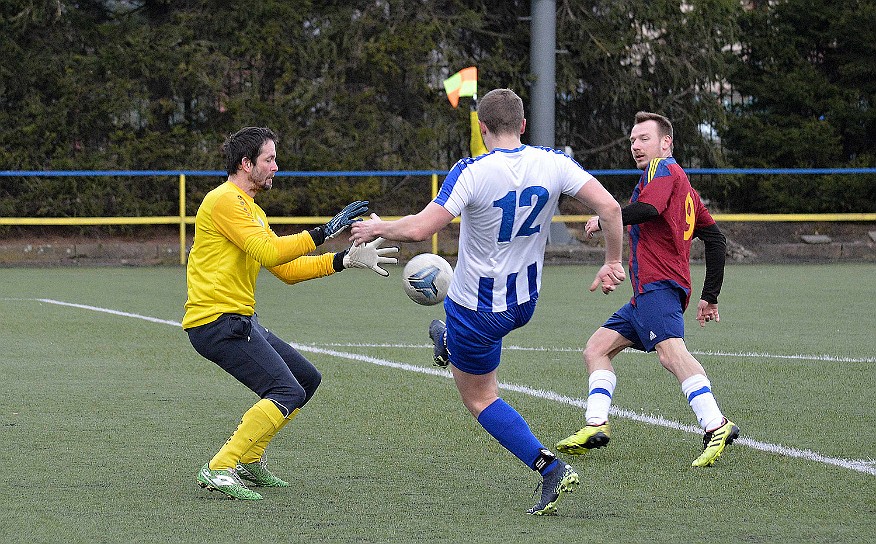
[
  {"xmin": 681, "ymin": 374, "xmax": 724, "ymax": 431},
  {"xmin": 585, "ymin": 369, "xmax": 616, "ymax": 425}
]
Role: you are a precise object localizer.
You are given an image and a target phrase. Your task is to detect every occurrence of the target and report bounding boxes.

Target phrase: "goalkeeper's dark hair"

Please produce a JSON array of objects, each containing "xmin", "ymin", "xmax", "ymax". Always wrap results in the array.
[
  {"xmin": 477, "ymin": 89, "xmax": 524, "ymax": 136},
  {"xmin": 222, "ymin": 127, "xmax": 278, "ymax": 176}
]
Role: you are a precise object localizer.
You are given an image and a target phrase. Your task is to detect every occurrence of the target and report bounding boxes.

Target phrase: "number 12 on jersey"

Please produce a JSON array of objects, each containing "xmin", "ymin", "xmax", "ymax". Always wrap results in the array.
[{"xmin": 493, "ymin": 186, "xmax": 550, "ymax": 243}]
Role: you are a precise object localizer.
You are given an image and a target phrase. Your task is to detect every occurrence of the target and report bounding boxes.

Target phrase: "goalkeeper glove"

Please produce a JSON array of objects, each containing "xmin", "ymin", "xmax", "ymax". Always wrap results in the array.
[
  {"xmin": 311, "ymin": 200, "xmax": 369, "ymax": 245},
  {"xmin": 341, "ymin": 237, "xmax": 399, "ymax": 277}
]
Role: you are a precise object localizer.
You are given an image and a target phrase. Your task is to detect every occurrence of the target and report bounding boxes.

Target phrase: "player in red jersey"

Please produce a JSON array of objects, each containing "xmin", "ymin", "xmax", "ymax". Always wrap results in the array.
[{"xmin": 557, "ymin": 112, "xmax": 739, "ymax": 467}]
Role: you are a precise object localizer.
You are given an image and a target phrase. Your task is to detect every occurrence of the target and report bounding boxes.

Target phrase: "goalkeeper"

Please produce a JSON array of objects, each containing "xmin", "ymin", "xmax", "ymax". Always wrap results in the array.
[{"xmin": 183, "ymin": 126, "xmax": 397, "ymax": 500}]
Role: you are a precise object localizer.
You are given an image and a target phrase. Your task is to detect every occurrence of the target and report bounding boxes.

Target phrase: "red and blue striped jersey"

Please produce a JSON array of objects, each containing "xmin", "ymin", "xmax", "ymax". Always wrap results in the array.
[{"xmin": 628, "ymin": 157, "xmax": 715, "ymax": 310}]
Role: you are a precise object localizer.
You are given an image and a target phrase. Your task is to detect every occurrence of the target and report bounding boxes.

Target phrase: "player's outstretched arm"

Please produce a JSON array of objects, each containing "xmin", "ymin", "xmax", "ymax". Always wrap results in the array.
[
  {"xmin": 341, "ymin": 237, "xmax": 399, "ymax": 277},
  {"xmin": 350, "ymin": 205, "xmax": 453, "ymax": 245}
]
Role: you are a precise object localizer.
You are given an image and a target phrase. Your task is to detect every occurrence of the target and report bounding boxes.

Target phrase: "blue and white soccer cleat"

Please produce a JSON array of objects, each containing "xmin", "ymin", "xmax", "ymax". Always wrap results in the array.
[{"xmin": 429, "ymin": 319, "xmax": 449, "ymax": 368}]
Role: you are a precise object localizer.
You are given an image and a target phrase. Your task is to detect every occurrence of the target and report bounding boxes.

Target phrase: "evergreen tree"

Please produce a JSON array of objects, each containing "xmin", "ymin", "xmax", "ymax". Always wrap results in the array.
[
  {"xmin": 722, "ymin": 0, "xmax": 876, "ymax": 212},
  {"xmin": 1, "ymin": 0, "xmax": 873, "ymax": 220}
]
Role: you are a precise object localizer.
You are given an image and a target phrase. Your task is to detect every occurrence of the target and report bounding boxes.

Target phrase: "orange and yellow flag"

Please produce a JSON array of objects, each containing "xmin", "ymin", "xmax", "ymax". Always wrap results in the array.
[{"xmin": 443, "ymin": 66, "xmax": 477, "ymax": 108}]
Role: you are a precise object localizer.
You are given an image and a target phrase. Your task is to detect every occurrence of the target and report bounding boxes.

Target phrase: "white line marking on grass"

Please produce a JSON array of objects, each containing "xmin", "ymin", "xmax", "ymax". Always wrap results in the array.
[
  {"xmin": 292, "ymin": 343, "xmax": 876, "ymax": 477},
  {"xmin": 28, "ymin": 298, "xmax": 876, "ymax": 476},
  {"xmin": 691, "ymin": 349, "xmax": 876, "ymax": 364},
  {"xmin": 316, "ymin": 342, "xmax": 876, "ymax": 364},
  {"xmin": 36, "ymin": 298, "xmax": 182, "ymax": 327},
  {"xmin": 8, "ymin": 299, "xmax": 876, "ymax": 364}
]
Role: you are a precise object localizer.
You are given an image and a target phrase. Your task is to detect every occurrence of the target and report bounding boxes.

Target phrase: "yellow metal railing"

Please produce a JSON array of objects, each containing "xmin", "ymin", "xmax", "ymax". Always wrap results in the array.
[{"xmin": 2, "ymin": 172, "xmax": 874, "ymax": 265}]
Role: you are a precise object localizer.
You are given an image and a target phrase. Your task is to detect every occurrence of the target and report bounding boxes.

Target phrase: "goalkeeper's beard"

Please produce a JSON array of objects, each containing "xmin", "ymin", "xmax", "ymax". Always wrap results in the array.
[{"xmin": 250, "ymin": 172, "xmax": 273, "ymax": 193}]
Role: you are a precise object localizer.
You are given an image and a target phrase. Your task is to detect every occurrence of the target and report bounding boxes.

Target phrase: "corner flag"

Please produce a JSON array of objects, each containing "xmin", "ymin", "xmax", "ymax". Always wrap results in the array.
[{"xmin": 443, "ymin": 66, "xmax": 477, "ymax": 108}]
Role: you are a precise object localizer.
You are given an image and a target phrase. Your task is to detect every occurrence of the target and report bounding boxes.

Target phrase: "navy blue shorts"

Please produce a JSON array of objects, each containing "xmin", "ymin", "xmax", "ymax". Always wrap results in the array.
[
  {"xmin": 603, "ymin": 287, "xmax": 686, "ymax": 352},
  {"xmin": 186, "ymin": 313, "xmax": 321, "ymax": 415},
  {"xmin": 444, "ymin": 296, "xmax": 538, "ymax": 375}
]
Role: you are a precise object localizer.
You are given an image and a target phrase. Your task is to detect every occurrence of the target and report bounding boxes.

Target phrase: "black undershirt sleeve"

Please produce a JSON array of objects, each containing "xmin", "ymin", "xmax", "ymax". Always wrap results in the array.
[
  {"xmin": 620, "ymin": 201, "xmax": 660, "ymax": 225},
  {"xmin": 693, "ymin": 223, "xmax": 726, "ymax": 304},
  {"xmin": 598, "ymin": 202, "xmax": 659, "ymax": 231},
  {"xmin": 603, "ymin": 203, "xmax": 725, "ymax": 303}
]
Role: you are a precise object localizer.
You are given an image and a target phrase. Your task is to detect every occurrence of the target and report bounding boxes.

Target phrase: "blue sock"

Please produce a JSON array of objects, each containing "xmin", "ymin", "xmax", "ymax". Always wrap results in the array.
[{"xmin": 477, "ymin": 398, "xmax": 556, "ymax": 473}]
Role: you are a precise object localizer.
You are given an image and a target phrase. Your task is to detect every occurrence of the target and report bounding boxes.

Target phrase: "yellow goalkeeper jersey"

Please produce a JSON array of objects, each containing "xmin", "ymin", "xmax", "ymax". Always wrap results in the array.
[{"xmin": 183, "ymin": 181, "xmax": 336, "ymax": 329}]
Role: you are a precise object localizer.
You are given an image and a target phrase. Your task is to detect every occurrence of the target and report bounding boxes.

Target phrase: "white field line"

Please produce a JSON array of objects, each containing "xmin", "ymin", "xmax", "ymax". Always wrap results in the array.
[
  {"xmin": 26, "ymin": 297, "xmax": 876, "ymax": 476},
  {"xmin": 314, "ymin": 342, "xmax": 876, "ymax": 364},
  {"xmin": 34, "ymin": 298, "xmax": 182, "ymax": 327}
]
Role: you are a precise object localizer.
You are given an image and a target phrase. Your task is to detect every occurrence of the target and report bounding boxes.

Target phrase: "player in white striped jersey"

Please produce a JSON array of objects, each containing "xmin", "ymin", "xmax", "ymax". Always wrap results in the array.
[{"xmin": 350, "ymin": 88, "xmax": 624, "ymax": 515}]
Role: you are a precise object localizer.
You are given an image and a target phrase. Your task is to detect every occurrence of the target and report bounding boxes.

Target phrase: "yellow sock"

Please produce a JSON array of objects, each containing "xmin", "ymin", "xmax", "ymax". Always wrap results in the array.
[
  {"xmin": 209, "ymin": 399, "xmax": 285, "ymax": 470},
  {"xmin": 240, "ymin": 408, "xmax": 300, "ymax": 464}
]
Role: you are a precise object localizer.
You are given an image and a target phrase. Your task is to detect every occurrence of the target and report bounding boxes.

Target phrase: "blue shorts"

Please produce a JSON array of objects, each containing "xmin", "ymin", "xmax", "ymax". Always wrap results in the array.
[
  {"xmin": 444, "ymin": 296, "xmax": 538, "ymax": 375},
  {"xmin": 603, "ymin": 287, "xmax": 686, "ymax": 352}
]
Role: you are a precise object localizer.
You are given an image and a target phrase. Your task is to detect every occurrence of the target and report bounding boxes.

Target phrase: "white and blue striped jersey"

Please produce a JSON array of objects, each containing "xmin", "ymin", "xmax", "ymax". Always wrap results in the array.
[{"xmin": 435, "ymin": 145, "xmax": 594, "ymax": 312}]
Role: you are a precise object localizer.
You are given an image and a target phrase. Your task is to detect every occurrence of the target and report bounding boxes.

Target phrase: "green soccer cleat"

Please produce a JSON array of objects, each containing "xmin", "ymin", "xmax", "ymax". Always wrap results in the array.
[
  {"xmin": 556, "ymin": 423, "xmax": 611, "ymax": 455},
  {"xmin": 197, "ymin": 463, "xmax": 263, "ymax": 500},
  {"xmin": 692, "ymin": 419, "xmax": 739, "ymax": 467},
  {"xmin": 527, "ymin": 462, "xmax": 580, "ymax": 516},
  {"xmin": 236, "ymin": 458, "xmax": 290, "ymax": 487},
  {"xmin": 429, "ymin": 319, "xmax": 449, "ymax": 368}
]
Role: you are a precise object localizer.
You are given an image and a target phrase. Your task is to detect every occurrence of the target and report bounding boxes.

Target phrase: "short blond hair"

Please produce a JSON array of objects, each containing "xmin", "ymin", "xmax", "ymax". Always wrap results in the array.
[{"xmin": 478, "ymin": 89, "xmax": 524, "ymax": 136}]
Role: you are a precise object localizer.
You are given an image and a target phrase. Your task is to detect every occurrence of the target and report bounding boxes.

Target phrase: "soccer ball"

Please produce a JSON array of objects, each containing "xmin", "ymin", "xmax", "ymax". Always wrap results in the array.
[{"xmin": 402, "ymin": 253, "xmax": 453, "ymax": 306}]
